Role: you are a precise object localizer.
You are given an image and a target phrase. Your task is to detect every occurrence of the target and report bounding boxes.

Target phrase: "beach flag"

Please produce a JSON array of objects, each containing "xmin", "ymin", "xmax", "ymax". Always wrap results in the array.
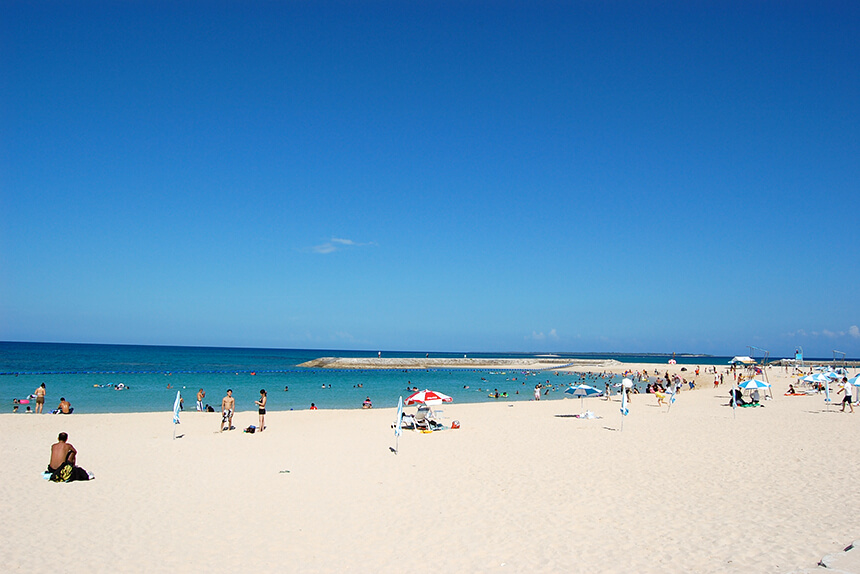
[
  {"xmin": 393, "ymin": 396, "xmax": 403, "ymax": 454},
  {"xmin": 620, "ymin": 388, "xmax": 628, "ymax": 432},
  {"xmin": 667, "ymin": 385, "xmax": 677, "ymax": 413},
  {"xmin": 732, "ymin": 380, "xmax": 737, "ymax": 419},
  {"xmin": 172, "ymin": 390, "xmax": 181, "ymax": 439}
]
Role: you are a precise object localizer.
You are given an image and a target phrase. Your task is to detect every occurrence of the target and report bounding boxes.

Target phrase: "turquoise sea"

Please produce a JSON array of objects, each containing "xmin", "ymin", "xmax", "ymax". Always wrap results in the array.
[{"xmin": 1, "ymin": 342, "xmax": 736, "ymax": 414}]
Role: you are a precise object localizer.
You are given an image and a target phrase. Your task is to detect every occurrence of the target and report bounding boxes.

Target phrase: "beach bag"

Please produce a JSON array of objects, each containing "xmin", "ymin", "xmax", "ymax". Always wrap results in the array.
[
  {"xmin": 244, "ymin": 425, "xmax": 256, "ymax": 434},
  {"xmin": 451, "ymin": 420, "xmax": 460, "ymax": 429},
  {"xmin": 50, "ymin": 463, "xmax": 73, "ymax": 483}
]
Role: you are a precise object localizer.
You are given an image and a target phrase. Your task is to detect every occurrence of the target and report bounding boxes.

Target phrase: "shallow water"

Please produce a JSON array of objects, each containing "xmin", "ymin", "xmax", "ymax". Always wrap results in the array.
[{"xmin": 1, "ymin": 342, "xmax": 727, "ymax": 413}]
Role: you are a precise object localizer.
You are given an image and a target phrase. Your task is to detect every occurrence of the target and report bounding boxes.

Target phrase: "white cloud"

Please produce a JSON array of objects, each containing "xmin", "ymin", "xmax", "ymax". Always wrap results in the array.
[
  {"xmin": 527, "ymin": 329, "xmax": 559, "ymax": 341},
  {"xmin": 311, "ymin": 242, "xmax": 338, "ymax": 254},
  {"xmin": 310, "ymin": 237, "xmax": 376, "ymax": 254},
  {"xmin": 787, "ymin": 327, "xmax": 859, "ymax": 340}
]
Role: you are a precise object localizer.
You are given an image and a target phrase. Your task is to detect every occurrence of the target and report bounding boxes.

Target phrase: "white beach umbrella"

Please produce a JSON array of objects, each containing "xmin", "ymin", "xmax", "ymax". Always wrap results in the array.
[{"xmin": 405, "ymin": 389, "xmax": 453, "ymax": 406}]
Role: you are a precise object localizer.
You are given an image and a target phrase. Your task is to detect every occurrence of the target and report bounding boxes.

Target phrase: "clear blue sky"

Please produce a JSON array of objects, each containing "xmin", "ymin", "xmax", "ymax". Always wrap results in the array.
[{"xmin": 2, "ymin": 1, "xmax": 858, "ymax": 357}]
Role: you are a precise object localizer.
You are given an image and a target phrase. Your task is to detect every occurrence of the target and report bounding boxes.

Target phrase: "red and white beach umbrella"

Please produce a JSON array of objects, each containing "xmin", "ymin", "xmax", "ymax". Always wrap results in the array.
[{"xmin": 405, "ymin": 389, "xmax": 453, "ymax": 406}]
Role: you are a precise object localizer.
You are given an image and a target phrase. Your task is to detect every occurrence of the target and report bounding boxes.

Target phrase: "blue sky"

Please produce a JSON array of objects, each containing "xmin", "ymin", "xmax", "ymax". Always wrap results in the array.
[{"xmin": 2, "ymin": 1, "xmax": 858, "ymax": 357}]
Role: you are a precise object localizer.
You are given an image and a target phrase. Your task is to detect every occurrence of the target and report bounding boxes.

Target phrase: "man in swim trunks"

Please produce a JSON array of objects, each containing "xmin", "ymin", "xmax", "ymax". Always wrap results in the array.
[
  {"xmin": 839, "ymin": 378, "xmax": 854, "ymax": 413},
  {"xmin": 57, "ymin": 397, "xmax": 72, "ymax": 414},
  {"xmin": 196, "ymin": 388, "xmax": 205, "ymax": 412},
  {"xmin": 221, "ymin": 389, "xmax": 235, "ymax": 432},
  {"xmin": 48, "ymin": 432, "xmax": 91, "ymax": 482},
  {"xmin": 35, "ymin": 383, "xmax": 46, "ymax": 414}
]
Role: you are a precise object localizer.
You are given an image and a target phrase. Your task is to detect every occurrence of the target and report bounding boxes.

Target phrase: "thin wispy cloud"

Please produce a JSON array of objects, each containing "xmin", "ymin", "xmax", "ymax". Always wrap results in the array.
[
  {"xmin": 785, "ymin": 326, "xmax": 859, "ymax": 339},
  {"xmin": 527, "ymin": 329, "xmax": 559, "ymax": 341},
  {"xmin": 309, "ymin": 237, "xmax": 376, "ymax": 254}
]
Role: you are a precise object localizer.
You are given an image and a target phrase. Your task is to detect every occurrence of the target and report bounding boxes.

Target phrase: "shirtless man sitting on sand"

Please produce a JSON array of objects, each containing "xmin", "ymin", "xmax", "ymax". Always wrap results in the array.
[
  {"xmin": 221, "ymin": 389, "xmax": 235, "ymax": 432},
  {"xmin": 48, "ymin": 432, "xmax": 92, "ymax": 482},
  {"xmin": 57, "ymin": 397, "xmax": 72, "ymax": 414}
]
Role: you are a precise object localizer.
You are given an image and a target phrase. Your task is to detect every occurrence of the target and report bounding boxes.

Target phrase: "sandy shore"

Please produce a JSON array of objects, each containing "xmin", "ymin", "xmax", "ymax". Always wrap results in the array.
[{"xmin": 2, "ymin": 365, "xmax": 858, "ymax": 573}]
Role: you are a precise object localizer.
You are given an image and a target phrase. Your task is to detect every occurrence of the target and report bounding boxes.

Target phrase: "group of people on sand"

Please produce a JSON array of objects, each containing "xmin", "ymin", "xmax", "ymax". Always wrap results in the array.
[
  {"xmin": 13, "ymin": 383, "xmax": 76, "ymax": 414},
  {"xmin": 216, "ymin": 388, "xmax": 267, "ymax": 433}
]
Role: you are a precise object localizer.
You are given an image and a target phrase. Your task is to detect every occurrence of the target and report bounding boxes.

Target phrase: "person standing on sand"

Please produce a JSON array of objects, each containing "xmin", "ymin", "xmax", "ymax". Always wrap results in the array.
[
  {"xmin": 838, "ymin": 378, "xmax": 854, "ymax": 413},
  {"xmin": 35, "ymin": 383, "xmax": 46, "ymax": 414},
  {"xmin": 196, "ymin": 389, "xmax": 205, "ymax": 412},
  {"xmin": 221, "ymin": 389, "xmax": 235, "ymax": 432},
  {"xmin": 255, "ymin": 389, "xmax": 267, "ymax": 431}
]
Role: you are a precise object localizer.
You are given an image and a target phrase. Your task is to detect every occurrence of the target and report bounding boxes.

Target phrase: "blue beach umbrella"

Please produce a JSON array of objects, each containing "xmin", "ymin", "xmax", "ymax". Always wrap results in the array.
[
  {"xmin": 802, "ymin": 373, "xmax": 830, "ymax": 398},
  {"xmin": 848, "ymin": 375, "xmax": 860, "ymax": 402},
  {"xmin": 172, "ymin": 390, "xmax": 181, "ymax": 440},
  {"xmin": 565, "ymin": 384, "xmax": 601, "ymax": 412},
  {"xmin": 738, "ymin": 379, "xmax": 770, "ymax": 389},
  {"xmin": 739, "ymin": 378, "xmax": 772, "ymax": 400}
]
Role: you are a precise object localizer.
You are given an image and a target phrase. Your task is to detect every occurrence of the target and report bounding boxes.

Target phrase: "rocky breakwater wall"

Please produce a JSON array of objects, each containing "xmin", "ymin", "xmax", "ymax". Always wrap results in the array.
[{"xmin": 297, "ymin": 357, "xmax": 622, "ymax": 370}]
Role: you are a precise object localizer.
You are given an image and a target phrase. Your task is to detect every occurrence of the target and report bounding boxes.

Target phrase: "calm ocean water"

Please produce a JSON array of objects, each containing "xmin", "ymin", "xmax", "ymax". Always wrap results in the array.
[{"xmin": 1, "ymin": 342, "xmax": 733, "ymax": 414}]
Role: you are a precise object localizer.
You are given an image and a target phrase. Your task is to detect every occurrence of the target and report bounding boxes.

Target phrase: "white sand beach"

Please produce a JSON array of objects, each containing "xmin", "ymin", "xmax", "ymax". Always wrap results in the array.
[{"xmin": 2, "ymin": 364, "xmax": 858, "ymax": 573}]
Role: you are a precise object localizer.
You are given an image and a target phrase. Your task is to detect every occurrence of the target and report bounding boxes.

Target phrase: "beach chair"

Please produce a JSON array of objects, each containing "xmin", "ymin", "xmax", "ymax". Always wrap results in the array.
[
  {"xmin": 414, "ymin": 407, "xmax": 431, "ymax": 431},
  {"xmin": 399, "ymin": 413, "xmax": 416, "ymax": 430}
]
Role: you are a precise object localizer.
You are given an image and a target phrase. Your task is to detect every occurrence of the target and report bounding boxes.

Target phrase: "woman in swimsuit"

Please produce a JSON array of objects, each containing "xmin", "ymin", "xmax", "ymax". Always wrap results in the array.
[{"xmin": 255, "ymin": 389, "xmax": 267, "ymax": 432}]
